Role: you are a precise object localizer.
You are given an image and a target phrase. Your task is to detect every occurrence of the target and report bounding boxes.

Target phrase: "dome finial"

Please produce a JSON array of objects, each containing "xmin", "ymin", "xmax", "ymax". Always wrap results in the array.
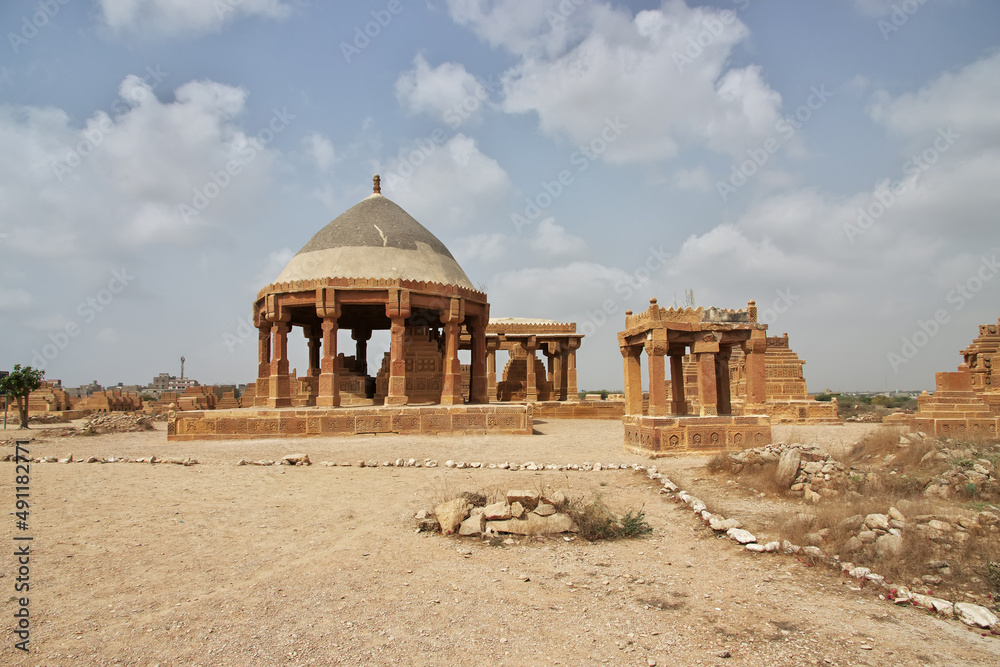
[{"xmin": 373, "ymin": 174, "xmax": 381, "ymax": 195}]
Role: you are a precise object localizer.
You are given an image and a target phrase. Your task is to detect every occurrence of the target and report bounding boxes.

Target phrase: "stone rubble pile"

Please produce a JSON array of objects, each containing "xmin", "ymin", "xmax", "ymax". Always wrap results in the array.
[
  {"xmin": 845, "ymin": 413, "xmax": 883, "ymax": 423},
  {"xmin": 728, "ymin": 443, "xmax": 861, "ymax": 502},
  {"xmin": 79, "ymin": 412, "xmax": 154, "ymax": 435},
  {"xmin": 417, "ymin": 489, "xmax": 577, "ymax": 537},
  {"xmin": 921, "ymin": 449, "xmax": 997, "ymax": 498},
  {"xmin": 731, "ymin": 435, "xmax": 1000, "ymax": 502},
  {"xmin": 27, "ymin": 414, "xmax": 69, "ymax": 424}
]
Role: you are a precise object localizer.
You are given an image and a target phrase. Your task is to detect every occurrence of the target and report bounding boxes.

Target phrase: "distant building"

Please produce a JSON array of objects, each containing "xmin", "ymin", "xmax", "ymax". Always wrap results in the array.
[
  {"xmin": 66, "ymin": 381, "xmax": 102, "ymax": 399},
  {"xmin": 150, "ymin": 372, "xmax": 198, "ymax": 393},
  {"xmin": 150, "ymin": 373, "xmax": 172, "ymax": 392},
  {"xmin": 169, "ymin": 377, "xmax": 199, "ymax": 392}
]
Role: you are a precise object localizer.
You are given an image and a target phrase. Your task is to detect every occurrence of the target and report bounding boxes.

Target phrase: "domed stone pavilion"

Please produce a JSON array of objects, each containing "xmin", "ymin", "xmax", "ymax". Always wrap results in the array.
[{"xmin": 169, "ymin": 177, "xmax": 531, "ymax": 440}]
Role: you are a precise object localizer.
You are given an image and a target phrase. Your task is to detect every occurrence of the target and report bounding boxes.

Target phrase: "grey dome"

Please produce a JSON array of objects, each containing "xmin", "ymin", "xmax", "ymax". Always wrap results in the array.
[{"xmin": 274, "ymin": 193, "xmax": 474, "ymax": 289}]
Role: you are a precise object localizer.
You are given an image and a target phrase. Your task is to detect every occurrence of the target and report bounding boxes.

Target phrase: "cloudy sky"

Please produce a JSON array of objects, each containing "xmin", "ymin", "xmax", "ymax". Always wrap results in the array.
[{"xmin": 1, "ymin": 0, "xmax": 998, "ymax": 393}]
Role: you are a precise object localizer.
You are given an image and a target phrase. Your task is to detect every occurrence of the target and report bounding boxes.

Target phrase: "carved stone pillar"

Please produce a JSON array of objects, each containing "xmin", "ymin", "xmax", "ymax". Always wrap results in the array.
[
  {"xmin": 566, "ymin": 340, "xmax": 580, "ymax": 400},
  {"xmin": 621, "ymin": 345, "xmax": 643, "ymax": 416},
  {"xmin": 716, "ymin": 345, "xmax": 733, "ymax": 416},
  {"xmin": 385, "ymin": 317, "xmax": 407, "ymax": 405},
  {"xmin": 544, "ymin": 348, "xmax": 556, "ymax": 399},
  {"xmin": 438, "ymin": 298, "xmax": 465, "ymax": 406},
  {"xmin": 352, "ymin": 328, "xmax": 372, "ymax": 376},
  {"xmin": 694, "ymin": 337, "xmax": 720, "ymax": 416},
  {"xmin": 549, "ymin": 343, "xmax": 564, "ymax": 401},
  {"xmin": 440, "ymin": 320, "xmax": 464, "ymax": 405},
  {"xmin": 385, "ymin": 290, "xmax": 411, "ymax": 406},
  {"xmin": 669, "ymin": 353, "xmax": 687, "ymax": 415},
  {"xmin": 316, "ymin": 317, "xmax": 340, "ymax": 407},
  {"xmin": 744, "ymin": 330, "xmax": 767, "ymax": 410},
  {"xmin": 523, "ymin": 338, "xmax": 538, "ymax": 402},
  {"xmin": 255, "ymin": 323, "xmax": 271, "ymax": 407},
  {"xmin": 306, "ymin": 326, "xmax": 321, "ymax": 378},
  {"xmin": 267, "ymin": 321, "xmax": 292, "ymax": 407},
  {"xmin": 645, "ymin": 338, "xmax": 668, "ymax": 417},
  {"xmin": 257, "ymin": 324, "xmax": 271, "ymax": 378},
  {"xmin": 469, "ymin": 317, "xmax": 488, "ymax": 404},
  {"xmin": 486, "ymin": 338, "xmax": 499, "ymax": 402}
]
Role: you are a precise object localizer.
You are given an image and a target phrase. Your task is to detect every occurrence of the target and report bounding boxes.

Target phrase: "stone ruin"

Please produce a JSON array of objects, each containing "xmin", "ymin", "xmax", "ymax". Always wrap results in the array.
[
  {"xmin": 151, "ymin": 386, "xmax": 218, "ymax": 412},
  {"xmin": 724, "ymin": 333, "xmax": 837, "ymax": 423},
  {"xmin": 77, "ymin": 388, "xmax": 143, "ymax": 413},
  {"xmin": 25, "ymin": 380, "xmax": 75, "ymax": 413},
  {"xmin": 886, "ymin": 316, "xmax": 1000, "ymax": 437},
  {"xmin": 618, "ymin": 298, "xmax": 771, "ymax": 455}
]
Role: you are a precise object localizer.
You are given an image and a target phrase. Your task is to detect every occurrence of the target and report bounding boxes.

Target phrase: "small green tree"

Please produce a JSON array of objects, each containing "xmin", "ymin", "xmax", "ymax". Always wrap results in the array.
[{"xmin": 0, "ymin": 364, "xmax": 45, "ymax": 429}]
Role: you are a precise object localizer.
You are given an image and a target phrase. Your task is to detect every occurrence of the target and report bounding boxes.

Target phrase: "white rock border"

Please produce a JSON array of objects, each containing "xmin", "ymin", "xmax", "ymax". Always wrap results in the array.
[{"xmin": 651, "ymin": 466, "xmax": 999, "ymax": 632}]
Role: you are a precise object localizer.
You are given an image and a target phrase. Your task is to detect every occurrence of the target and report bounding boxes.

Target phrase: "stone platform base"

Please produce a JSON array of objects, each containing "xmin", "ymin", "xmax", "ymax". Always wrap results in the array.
[
  {"xmin": 530, "ymin": 400, "xmax": 625, "ymax": 420},
  {"xmin": 738, "ymin": 400, "xmax": 840, "ymax": 425},
  {"xmin": 623, "ymin": 414, "xmax": 772, "ymax": 457},
  {"xmin": 168, "ymin": 404, "xmax": 533, "ymax": 441},
  {"xmin": 775, "ymin": 400, "xmax": 840, "ymax": 424},
  {"xmin": 883, "ymin": 413, "xmax": 999, "ymax": 438}
]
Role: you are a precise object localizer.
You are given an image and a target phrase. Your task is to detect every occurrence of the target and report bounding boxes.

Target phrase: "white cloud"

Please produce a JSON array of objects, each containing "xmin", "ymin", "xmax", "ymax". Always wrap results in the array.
[
  {"xmin": 662, "ymin": 47, "xmax": 1000, "ymax": 388},
  {"xmin": 304, "ymin": 132, "xmax": 336, "ymax": 171},
  {"xmin": 380, "ymin": 134, "xmax": 511, "ymax": 229},
  {"xmin": 395, "ymin": 54, "xmax": 491, "ymax": 126},
  {"xmin": 0, "ymin": 287, "xmax": 33, "ymax": 311},
  {"xmin": 451, "ymin": 0, "xmax": 783, "ymax": 162},
  {"xmin": 851, "ymin": 0, "xmax": 898, "ymax": 17},
  {"xmin": 868, "ymin": 51, "xmax": 1000, "ymax": 150},
  {"xmin": 98, "ymin": 0, "xmax": 292, "ymax": 38},
  {"xmin": 0, "ymin": 76, "xmax": 280, "ymax": 258},
  {"xmin": 851, "ymin": 0, "xmax": 964, "ymax": 17},
  {"xmin": 672, "ymin": 166, "xmax": 711, "ymax": 192},
  {"xmin": 486, "ymin": 259, "xmax": 664, "ymax": 388},
  {"xmin": 531, "ymin": 218, "xmax": 587, "ymax": 257},
  {"xmin": 445, "ymin": 0, "xmax": 588, "ymax": 57},
  {"xmin": 452, "ymin": 233, "xmax": 508, "ymax": 265},
  {"xmin": 255, "ymin": 248, "xmax": 295, "ymax": 288},
  {"xmin": 489, "ymin": 261, "xmax": 634, "ymax": 319},
  {"xmin": 97, "ymin": 327, "xmax": 120, "ymax": 344}
]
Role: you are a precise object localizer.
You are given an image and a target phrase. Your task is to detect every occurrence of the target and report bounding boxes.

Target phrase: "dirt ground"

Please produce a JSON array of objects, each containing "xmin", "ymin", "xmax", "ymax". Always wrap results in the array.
[{"xmin": 2, "ymin": 419, "xmax": 998, "ymax": 666}]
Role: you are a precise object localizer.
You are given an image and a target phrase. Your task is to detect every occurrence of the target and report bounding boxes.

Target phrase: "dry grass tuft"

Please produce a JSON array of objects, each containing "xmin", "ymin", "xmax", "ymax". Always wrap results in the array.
[
  {"xmin": 564, "ymin": 495, "xmax": 653, "ymax": 541},
  {"xmin": 707, "ymin": 452, "xmax": 786, "ymax": 497},
  {"xmin": 706, "ymin": 451, "xmax": 732, "ymax": 474}
]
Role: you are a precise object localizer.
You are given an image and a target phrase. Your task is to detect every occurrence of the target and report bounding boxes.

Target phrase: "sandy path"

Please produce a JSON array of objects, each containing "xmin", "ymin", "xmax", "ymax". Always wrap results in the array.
[{"xmin": 1, "ymin": 420, "xmax": 997, "ymax": 666}]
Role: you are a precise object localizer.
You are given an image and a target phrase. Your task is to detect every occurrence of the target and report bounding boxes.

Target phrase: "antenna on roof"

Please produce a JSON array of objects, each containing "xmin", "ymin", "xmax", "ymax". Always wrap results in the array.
[{"xmin": 373, "ymin": 174, "xmax": 381, "ymax": 194}]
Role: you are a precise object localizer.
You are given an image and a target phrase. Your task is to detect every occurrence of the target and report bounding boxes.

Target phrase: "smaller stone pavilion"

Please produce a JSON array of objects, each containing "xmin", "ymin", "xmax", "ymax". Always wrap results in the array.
[
  {"xmin": 169, "ymin": 177, "xmax": 531, "ymax": 440},
  {"xmin": 487, "ymin": 318, "xmax": 581, "ymax": 402},
  {"xmin": 618, "ymin": 298, "xmax": 771, "ymax": 455},
  {"xmin": 485, "ymin": 318, "xmax": 617, "ymax": 419}
]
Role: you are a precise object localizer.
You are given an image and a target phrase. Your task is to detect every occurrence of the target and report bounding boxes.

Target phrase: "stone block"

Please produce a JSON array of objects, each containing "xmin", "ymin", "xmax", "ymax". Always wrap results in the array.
[
  {"xmin": 356, "ymin": 415, "xmax": 392, "ymax": 434},
  {"xmin": 279, "ymin": 417, "xmax": 307, "ymax": 435}
]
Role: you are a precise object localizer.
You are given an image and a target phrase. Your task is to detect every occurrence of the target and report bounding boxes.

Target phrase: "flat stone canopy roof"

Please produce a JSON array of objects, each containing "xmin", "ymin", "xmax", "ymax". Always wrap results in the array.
[
  {"xmin": 489, "ymin": 317, "xmax": 564, "ymax": 325},
  {"xmin": 274, "ymin": 192, "xmax": 475, "ymax": 290}
]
